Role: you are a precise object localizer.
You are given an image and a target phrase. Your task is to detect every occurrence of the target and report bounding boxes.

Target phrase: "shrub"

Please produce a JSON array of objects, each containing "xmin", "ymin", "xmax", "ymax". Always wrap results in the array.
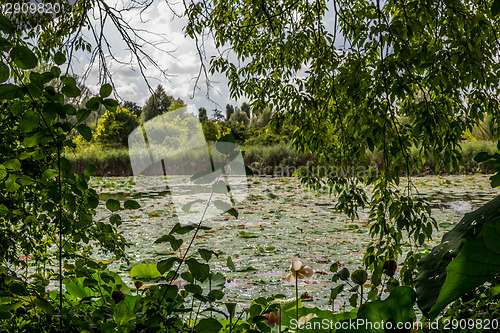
[{"xmin": 94, "ymin": 107, "xmax": 140, "ymax": 147}]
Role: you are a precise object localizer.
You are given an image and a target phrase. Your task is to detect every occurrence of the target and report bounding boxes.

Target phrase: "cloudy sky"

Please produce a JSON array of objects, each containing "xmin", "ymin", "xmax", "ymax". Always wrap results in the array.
[{"xmin": 74, "ymin": 1, "xmax": 243, "ymax": 115}]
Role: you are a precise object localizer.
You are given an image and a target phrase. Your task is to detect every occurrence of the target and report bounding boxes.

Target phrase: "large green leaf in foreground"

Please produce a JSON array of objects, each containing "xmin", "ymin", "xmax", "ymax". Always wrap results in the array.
[
  {"xmin": 337, "ymin": 287, "xmax": 416, "ymax": 333},
  {"xmin": 416, "ymin": 195, "xmax": 500, "ymax": 318}
]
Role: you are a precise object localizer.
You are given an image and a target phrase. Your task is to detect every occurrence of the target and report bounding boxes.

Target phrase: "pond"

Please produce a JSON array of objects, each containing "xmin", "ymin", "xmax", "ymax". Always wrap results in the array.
[{"xmin": 90, "ymin": 174, "xmax": 500, "ymax": 311}]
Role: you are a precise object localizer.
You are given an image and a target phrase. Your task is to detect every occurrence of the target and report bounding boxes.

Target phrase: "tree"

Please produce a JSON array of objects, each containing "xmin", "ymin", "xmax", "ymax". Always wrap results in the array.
[
  {"xmin": 212, "ymin": 108, "xmax": 224, "ymax": 121},
  {"xmin": 186, "ymin": 0, "xmax": 500, "ymax": 286},
  {"xmin": 226, "ymin": 110, "xmax": 250, "ymax": 142},
  {"xmin": 202, "ymin": 119, "xmax": 228, "ymax": 141},
  {"xmin": 141, "ymin": 85, "xmax": 181, "ymax": 123},
  {"xmin": 95, "ymin": 108, "xmax": 140, "ymax": 147},
  {"xmin": 240, "ymin": 102, "xmax": 251, "ymax": 118},
  {"xmin": 249, "ymin": 106, "xmax": 272, "ymax": 130},
  {"xmin": 198, "ymin": 107, "xmax": 208, "ymax": 123},
  {"xmin": 225, "ymin": 104, "xmax": 234, "ymax": 121},
  {"xmin": 122, "ymin": 100, "xmax": 142, "ymax": 117}
]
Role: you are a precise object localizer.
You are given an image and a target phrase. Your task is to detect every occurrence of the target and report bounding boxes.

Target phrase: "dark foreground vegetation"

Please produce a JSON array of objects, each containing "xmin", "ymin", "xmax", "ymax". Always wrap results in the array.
[{"xmin": 2, "ymin": 1, "xmax": 500, "ymax": 332}]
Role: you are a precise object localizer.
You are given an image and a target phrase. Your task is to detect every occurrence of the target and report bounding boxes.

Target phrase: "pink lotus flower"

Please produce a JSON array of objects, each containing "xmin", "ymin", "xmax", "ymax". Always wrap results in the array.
[
  {"xmin": 286, "ymin": 259, "xmax": 313, "ymax": 283},
  {"xmin": 264, "ymin": 311, "xmax": 281, "ymax": 326}
]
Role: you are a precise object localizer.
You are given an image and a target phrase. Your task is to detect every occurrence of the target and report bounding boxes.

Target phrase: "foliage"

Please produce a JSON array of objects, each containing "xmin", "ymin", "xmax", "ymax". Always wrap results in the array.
[
  {"xmin": 140, "ymin": 85, "xmax": 182, "ymax": 123},
  {"xmin": 225, "ymin": 104, "xmax": 234, "ymax": 121},
  {"xmin": 94, "ymin": 107, "xmax": 140, "ymax": 147},
  {"xmin": 122, "ymin": 100, "xmax": 142, "ymax": 117},
  {"xmin": 185, "ymin": 0, "xmax": 500, "ymax": 290},
  {"xmin": 212, "ymin": 108, "xmax": 224, "ymax": 121},
  {"xmin": 249, "ymin": 107, "xmax": 273, "ymax": 130},
  {"xmin": 201, "ymin": 119, "xmax": 228, "ymax": 142},
  {"xmin": 4, "ymin": 1, "xmax": 500, "ymax": 330},
  {"xmin": 240, "ymin": 102, "xmax": 251, "ymax": 118},
  {"xmin": 416, "ymin": 195, "xmax": 500, "ymax": 318},
  {"xmin": 198, "ymin": 107, "xmax": 208, "ymax": 123},
  {"xmin": 225, "ymin": 110, "xmax": 250, "ymax": 143},
  {"xmin": 416, "ymin": 142, "xmax": 500, "ymax": 319},
  {"xmin": 0, "ymin": 15, "xmax": 130, "ymax": 330}
]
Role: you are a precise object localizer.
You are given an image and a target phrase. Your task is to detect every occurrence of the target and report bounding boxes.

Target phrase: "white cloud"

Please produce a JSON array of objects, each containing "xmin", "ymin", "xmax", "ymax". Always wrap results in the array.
[{"xmin": 74, "ymin": 1, "xmax": 243, "ymax": 113}]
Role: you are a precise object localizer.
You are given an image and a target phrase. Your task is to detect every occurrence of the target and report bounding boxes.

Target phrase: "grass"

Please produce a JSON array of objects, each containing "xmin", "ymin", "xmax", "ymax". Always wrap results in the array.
[{"xmin": 65, "ymin": 141, "xmax": 498, "ymax": 177}]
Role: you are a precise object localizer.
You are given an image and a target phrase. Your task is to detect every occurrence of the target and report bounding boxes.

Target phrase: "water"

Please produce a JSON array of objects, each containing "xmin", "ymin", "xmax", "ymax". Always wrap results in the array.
[{"xmin": 89, "ymin": 174, "xmax": 500, "ymax": 310}]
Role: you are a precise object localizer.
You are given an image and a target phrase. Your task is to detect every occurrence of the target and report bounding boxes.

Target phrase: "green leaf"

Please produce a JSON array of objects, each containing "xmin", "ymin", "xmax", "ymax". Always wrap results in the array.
[
  {"xmin": 4, "ymin": 159, "xmax": 21, "ymax": 171},
  {"xmin": 129, "ymin": 263, "xmax": 161, "ymax": 280},
  {"xmin": 100, "ymin": 84, "xmax": 112, "ymax": 98},
  {"xmin": 208, "ymin": 289, "xmax": 224, "ymax": 300},
  {"xmin": 0, "ymin": 84, "xmax": 23, "ymax": 100},
  {"xmin": 0, "ymin": 37, "xmax": 10, "ymax": 53},
  {"xmin": 10, "ymin": 46, "xmax": 38, "ymax": 70},
  {"xmin": 34, "ymin": 298, "xmax": 54, "ymax": 315},
  {"xmin": 9, "ymin": 283, "xmax": 28, "ymax": 296},
  {"xmin": 182, "ymin": 199, "xmax": 204, "ymax": 212},
  {"xmin": 474, "ymin": 151, "xmax": 492, "ymax": 163},
  {"xmin": 226, "ymin": 256, "xmax": 236, "ymax": 272},
  {"xmin": 427, "ymin": 217, "xmax": 500, "ymax": 318},
  {"xmin": 16, "ymin": 176, "xmax": 34, "ymax": 186},
  {"xmin": 113, "ymin": 302, "xmax": 135, "ymax": 326},
  {"xmin": 54, "ymin": 52, "xmax": 66, "ymax": 65},
  {"xmin": 186, "ymin": 258, "xmax": 210, "ymax": 282},
  {"xmin": 109, "ymin": 214, "xmax": 121, "ymax": 226},
  {"xmin": 64, "ymin": 277, "xmax": 100, "ymax": 298},
  {"xmin": 106, "ymin": 199, "xmax": 120, "ymax": 212},
  {"xmin": 330, "ymin": 284, "xmax": 344, "ymax": 302},
  {"xmin": 86, "ymin": 96, "xmax": 102, "ymax": 110},
  {"xmin": 0, "ymin": 14, "xmax": 14, "ymax": 34},
  {"xmin": 20, "ymin": 111, "xmax": 40, "ymax": 132},
  {"xmin": 492, "ymin": 0, "xmax": 500, "ymax": 16},
  {"xmin": 490, "ymin": 172, "xmax": 500, "ymax": 188},
  {"xmin": 0, "ymin": 165, "xmax": 6, "ymax": 181},
  {"xmin": 198, "ymin": 248, "xmax": 217, "ymax": 262},
  {"xmin": 0, "ymin": 63, "xmax": 9, "ymax": 83},
  {"xmin": 84, "ymin": 164, "xmax": 98, "ymax": 176},
  {"xmin": 337, "ymin": 268, "xmax": 350, "ymax": 281},
  {"xmin": 5, "ymin": 175, "xmax": 20, "ymax": 192},
  {"xmin": 184, "ymin": 283, "xmax": 203, "ymax": 294},
  {"xmin": 213, "ymin": 200, "xmax": 238, "ymax": 218},
  {"xmin": 62, "ymin": 84, "xmax": 81, "ymax": 98},
  {"xmin": 337, "ymin": 287, "xmax": 416, "ymax": 332},
  {"xmin": 157, "ymin": 258, "xmax": 181, "ymax": 274},
  {"xmin": 41, "ymin": 169, "xmax": 58, "ymax": 180},
  {"xmin": 351, "ymin": 269, "xmax": 368, "ymax": 285},
  {"xmin": 103, "ymin": 98, "xmax": 118, "ymax": 111},
  {"xmin": 195, "ymin": 318, "xmax": 222, "ymax": 333},
  {"xmin": 416, "ymin": 195, "xmax": 500, "ymax": 318},
  {"xmin": 154, "ymin": 234, "xmax": 183, "ymax": 251},
  {"xmin": 238, "ymin": 231, "xmax": 259, "ymax": 238},
  {"xmin": 212, "ymin": 180, "xmax": 230, "ymax": 194},
  {"xmin": 169, "ymin": 222, "xmax": 210, "ymax": 234},
  {"xmin": 24, "ymin": 132, "xmax": 45, "ymax": 148},
  {"xmin": 124, "ymin": 200, "xmax": 140, "ymax": 209},
  {"xmin": 216, "ymin": 134, "xmax": 236, "ymax": 155}
]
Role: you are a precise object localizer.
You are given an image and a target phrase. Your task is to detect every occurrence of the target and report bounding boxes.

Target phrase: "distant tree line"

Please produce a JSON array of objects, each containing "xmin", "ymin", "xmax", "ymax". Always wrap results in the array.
[{"xmin": 73, "ymin": 82, "xmax": 286, "ymax": 149}]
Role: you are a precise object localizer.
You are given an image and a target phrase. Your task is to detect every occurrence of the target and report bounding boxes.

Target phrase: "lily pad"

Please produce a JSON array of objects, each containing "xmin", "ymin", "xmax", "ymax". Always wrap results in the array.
[
  {"xmin": 239, "ymin": 231, "xmax": 259, "ymax": 238},
  {"xmin": 129, "ymin": 263, "xmax": 161, "ymax": 280}
]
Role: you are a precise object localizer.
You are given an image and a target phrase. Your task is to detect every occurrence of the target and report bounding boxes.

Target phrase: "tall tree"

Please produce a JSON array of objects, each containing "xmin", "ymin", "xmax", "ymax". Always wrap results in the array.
[
  {"xmin": 198, "ymin": 107, "xmax": 208, "ymax": 123},
  {"xmin": 141, "ymin": 85, "xmax": 180, "ymax": 123},
  {"xmin": 225, "ymin": 104, "xmax": 234, "ymax": 121},
  {"xmin": 240, "ymin": 102, "xmax": 251, "ymax": 118}
]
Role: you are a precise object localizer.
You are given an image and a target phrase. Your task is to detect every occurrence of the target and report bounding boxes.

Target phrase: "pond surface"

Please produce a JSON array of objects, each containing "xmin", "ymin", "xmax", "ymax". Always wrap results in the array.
[{"xmin": 90, "ymin": 174, "xmax": 500, "ymax": 310}]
